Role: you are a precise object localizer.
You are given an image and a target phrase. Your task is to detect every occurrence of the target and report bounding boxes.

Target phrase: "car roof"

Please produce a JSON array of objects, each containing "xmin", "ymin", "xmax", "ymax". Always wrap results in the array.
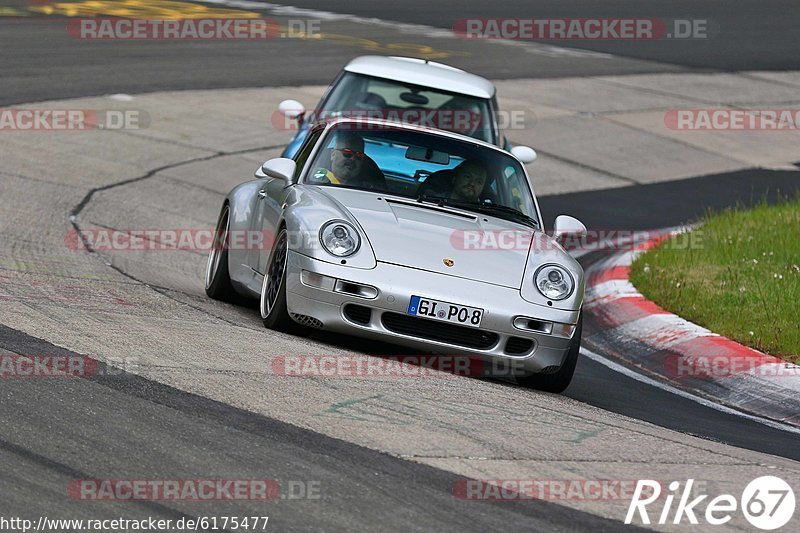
[{"xmin": 343, "ymin": 56, "xmax": 496, "ymax": 99}]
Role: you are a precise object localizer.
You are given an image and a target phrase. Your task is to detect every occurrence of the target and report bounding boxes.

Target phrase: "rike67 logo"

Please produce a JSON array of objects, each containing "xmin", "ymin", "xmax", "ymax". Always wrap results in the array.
[{"xmin": 625, "ymin": 477, "xmax": 795, "ymax": 530}]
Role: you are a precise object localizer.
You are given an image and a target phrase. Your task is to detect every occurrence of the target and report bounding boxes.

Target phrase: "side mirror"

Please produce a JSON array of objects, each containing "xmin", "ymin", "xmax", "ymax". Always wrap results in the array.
[
  {"xmin": 279, "ymin": 99, "xmax": 305, "ymax": 122},
  {"xmin": 552, "ymin": 215, "xmax": 586, "ymax": 242},
  {"xmin": 510, "ymin": 145, "xmax": 537, "ymax": 164},
  {"xmin": 256, "ymin": 158, "xmax": 296, "ymax": 181}
]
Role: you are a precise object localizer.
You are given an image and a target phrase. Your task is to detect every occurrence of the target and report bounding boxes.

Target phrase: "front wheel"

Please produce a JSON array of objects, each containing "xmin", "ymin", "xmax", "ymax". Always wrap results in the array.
[
  {"xmin": 260, "ymin": 228, "xmax": 307, "ymax": 335},
  {"xmin": 205, "ymin": 204, "xmax": 235, "ymax": 301},
  {"xmin": 517, "ymin": 312, "xmax": 583, "ymax": 394}
]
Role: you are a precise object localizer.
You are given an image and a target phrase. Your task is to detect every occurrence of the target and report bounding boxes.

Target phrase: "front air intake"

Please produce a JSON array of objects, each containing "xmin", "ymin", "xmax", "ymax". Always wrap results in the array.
[
  {"xmin": 343, "ymin": 304, "xmax": 372, "ymax": 325},
  {"xmin": 505, "ymin": 337, "xmax": 534, "ymax": 355}
]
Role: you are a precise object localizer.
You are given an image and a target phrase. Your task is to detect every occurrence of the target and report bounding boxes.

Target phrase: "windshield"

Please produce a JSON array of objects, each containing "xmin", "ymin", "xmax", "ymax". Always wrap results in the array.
[
  {"xmin": 303, "ymin": 124, "xmax": 539, "ymax": 228},
  {"xmin": 317, "ymin": 72, "xmax": 496, "ymax": 144}
]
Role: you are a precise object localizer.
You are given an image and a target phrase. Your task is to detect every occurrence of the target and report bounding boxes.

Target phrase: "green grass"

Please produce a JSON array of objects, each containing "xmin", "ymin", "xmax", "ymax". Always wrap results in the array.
[{"xmin": 629, "ymin": 196, "xmax": 800, "ymax": 361}]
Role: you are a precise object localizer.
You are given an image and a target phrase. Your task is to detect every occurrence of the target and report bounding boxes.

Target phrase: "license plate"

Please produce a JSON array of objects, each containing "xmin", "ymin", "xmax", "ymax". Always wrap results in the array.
[{"xmin": 407, "ymin": 295, "xmax": 483, "ymax": 327}]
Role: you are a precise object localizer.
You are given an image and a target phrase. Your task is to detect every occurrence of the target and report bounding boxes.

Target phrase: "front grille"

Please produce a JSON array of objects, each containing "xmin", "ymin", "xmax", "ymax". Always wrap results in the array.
[
  {"xmin": 381, "ymin": 312, "xmax": 498, "ymax": 349},
  {"xmin": 505, "ymin": 336, "xmax": 534, "ymax": 355},
  {"xmin": 343, "ymin": 304, "xmax": 372, "ymax": 325}
]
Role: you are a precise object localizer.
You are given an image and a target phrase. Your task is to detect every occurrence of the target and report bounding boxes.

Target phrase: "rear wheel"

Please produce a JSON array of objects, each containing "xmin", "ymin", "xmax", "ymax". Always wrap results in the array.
[
  {"xmin": 517, "ymin": 312, "xmax": 583, "ymax": 394},
  {"xmin": 205, "ymin": 204, "xmax": 234, "ymax": 301},
  {"xmin": 260, "ymin": 228, "xmax": 307, "ymax": 335}
]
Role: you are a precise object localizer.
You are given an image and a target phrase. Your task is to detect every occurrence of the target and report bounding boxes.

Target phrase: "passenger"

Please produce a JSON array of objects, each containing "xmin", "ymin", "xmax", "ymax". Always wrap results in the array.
[{"xmin": 449, "ymin": 160, "xmax": 488, "ymax": 202}]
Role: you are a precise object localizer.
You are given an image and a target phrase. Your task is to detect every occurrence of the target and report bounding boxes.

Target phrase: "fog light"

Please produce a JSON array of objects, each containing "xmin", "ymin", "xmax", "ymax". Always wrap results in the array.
[{"xmin": 301, "ymin": 270, "xmax": 336, "ymax": 290}]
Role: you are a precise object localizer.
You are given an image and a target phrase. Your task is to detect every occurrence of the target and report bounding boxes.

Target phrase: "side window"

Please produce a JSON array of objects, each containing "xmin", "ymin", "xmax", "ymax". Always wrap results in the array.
[{"xmin": 292, "ymin": 128, "xmax": 324, "ymax": 180}]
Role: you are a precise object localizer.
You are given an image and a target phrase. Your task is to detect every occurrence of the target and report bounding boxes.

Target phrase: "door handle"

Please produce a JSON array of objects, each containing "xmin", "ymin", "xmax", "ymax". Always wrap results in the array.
[{"xmin": 257, "ymin": 190, "xmax": 267, "ymax": 199}]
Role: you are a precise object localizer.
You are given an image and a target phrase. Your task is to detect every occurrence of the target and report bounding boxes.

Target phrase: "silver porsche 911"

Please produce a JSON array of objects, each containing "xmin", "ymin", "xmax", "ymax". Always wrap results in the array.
[{"xmin": 206, "ymin": 118, "xmax": 587, "ymax": 392}]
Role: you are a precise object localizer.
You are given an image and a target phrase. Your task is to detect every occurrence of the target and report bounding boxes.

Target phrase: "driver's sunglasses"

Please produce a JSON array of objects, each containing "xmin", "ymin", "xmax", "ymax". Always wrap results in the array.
[{"xmin": 335, "ymin": 148, "xmax": 365, "ymax": 160}]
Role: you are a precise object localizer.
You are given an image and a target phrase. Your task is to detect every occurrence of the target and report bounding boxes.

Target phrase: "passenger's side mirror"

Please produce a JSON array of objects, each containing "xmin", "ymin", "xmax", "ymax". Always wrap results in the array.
[
  {"xmin": 256, "ymin": 158, "xmax": 296, "ymax": 181},
  {"xmin": 279, "ymin": 99, "xmax": 306, "ymax": 123},
  {"xmin": 552, "ymin": 215, "xmax": 587, "ymax": 242},
  {"xmin": 510, "ymin": 145, "xmax": 537, "ymax": 164}
]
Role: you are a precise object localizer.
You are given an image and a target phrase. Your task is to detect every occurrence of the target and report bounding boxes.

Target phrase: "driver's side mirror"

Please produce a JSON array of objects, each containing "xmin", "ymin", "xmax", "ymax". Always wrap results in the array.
[
  {"xmin": 279, "ymin": 99, "xmax": 306, "ymax": 124},
  {"xmin": 552, "ymin": 215, "xmax": 587, "ymax": 243},
  {"xmin": 256, "ymin": 157, "xmax": 296, "ymax": 182},
  {"xmin": 510, "ymin": 145, "xmax": 537, "ymax": 164}
]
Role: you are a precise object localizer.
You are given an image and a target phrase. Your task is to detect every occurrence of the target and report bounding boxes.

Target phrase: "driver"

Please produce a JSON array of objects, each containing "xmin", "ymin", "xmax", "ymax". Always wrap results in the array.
[
  {"xmin": 312, "ymin": 133, "xmax": 367, "ymax": 186},
  {"xmin": 449, "ymin": 160, "xmax": 488, "ymax": 202}
]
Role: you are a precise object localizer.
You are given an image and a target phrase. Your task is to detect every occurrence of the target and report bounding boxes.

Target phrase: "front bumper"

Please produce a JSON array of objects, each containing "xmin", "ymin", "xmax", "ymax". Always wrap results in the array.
[{"xmin": 285, "ymin": 251, "xmax": 581, "ymax": 374}]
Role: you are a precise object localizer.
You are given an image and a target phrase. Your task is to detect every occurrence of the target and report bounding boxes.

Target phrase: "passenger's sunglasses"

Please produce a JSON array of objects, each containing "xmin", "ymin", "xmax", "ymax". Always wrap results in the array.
[{"xmin": 335, "ymin": 148, "xmax": 365, "ymax": 160}]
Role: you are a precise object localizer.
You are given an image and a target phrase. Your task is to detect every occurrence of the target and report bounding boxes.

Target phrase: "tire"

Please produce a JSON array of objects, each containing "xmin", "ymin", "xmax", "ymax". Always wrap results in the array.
[
  {"xmin": 205, "ymin": 204, "xmax": 235, "ymax": 301},
  {"xmin": 517, "ymin": 312, "xmax": 583, "ymax": 394},
  {"xmin": 260, "ymin": 227, "xmax": 307, "ymax": 335}
]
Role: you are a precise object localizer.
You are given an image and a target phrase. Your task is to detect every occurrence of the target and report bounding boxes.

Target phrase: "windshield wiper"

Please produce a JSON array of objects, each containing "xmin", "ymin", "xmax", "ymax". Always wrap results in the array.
[
  {"xmin": 416, "ymin": 194, "xmax": 448, "ymax": 207},
  {"xmin": 441, "ymin": 200, "xmax": 539, "ymax": 228},
  {"xmin": 415, "ymin": 195, "xmax": 538, "ymax": 228}
]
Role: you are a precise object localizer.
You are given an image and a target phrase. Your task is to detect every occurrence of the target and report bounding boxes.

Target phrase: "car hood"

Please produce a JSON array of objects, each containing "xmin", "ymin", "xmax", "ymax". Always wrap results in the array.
[{"xmin": 317, "ymin": 187, "xmax": 544, "ymax": 289}]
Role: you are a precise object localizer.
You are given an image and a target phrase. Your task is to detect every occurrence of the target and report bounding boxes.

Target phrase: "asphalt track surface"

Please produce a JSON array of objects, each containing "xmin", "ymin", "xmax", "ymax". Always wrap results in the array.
[
  {"xmin": 0, "ymin": 325, "xmax": 634, "ymax": 532},
  {"xmin": 269, "ymin": 0, "xmax": 800, "ymax": 71},
  {"xmin": 2, "ymin": 1, "xmax": 800, "ymax": 530},
  {"xmin": 3, "ymin": 0, "xmax": 798, "ymax": 105}
]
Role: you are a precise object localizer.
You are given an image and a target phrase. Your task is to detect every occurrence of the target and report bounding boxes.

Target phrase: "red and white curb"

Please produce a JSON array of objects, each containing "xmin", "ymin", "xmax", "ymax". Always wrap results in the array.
[{"xmin": 581, "ymin": 228, "xmax": 800, "ymax": 429}]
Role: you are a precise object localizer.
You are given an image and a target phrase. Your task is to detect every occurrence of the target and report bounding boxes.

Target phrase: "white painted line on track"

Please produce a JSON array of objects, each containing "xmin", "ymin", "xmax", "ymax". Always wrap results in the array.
[{"xmin": 580, "ymin": 346, "xmax": 800, "ymax": 437}]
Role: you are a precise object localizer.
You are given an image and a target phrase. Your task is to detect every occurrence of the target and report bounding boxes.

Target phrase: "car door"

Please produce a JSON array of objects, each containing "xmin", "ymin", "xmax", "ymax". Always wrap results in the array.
[{"xmin": 253, "ymin": 128, "xmax": 325, "ymax": 282}]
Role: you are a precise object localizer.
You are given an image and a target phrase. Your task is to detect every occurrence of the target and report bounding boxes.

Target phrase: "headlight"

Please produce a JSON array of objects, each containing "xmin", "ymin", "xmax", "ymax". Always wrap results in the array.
[
  {"xmin": 319, "ymin": 221, "xmax": 360, "ymax": 257},
  {"xmin": 534, "ymin": 264, "xmax": 574, "ymax": 301}
]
